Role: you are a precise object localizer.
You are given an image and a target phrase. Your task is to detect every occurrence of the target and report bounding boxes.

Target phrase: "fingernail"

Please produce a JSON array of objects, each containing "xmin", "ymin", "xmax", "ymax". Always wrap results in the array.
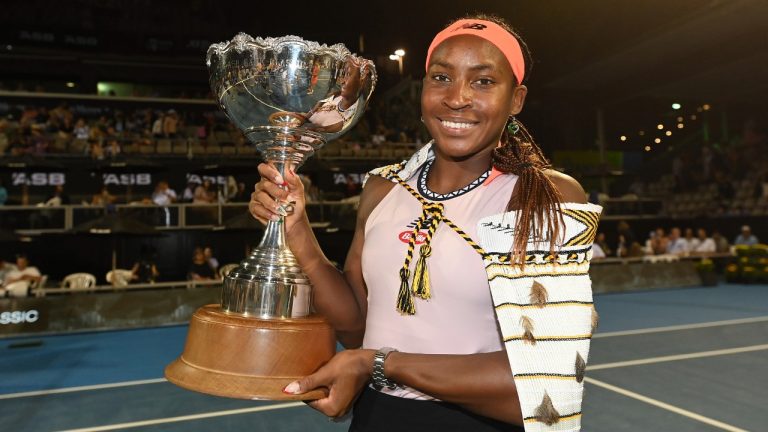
[
  {"xmin": 270, "ymin": 214, "xmax": 280, "ymax": 221},
  {"xmin": 274, "ymin": 174, "xmax": 284, "ymax": 185},
  {"xmin": 283, "ymin": 381, "xmax": 300, "ymax": 394},
  {"xmin": 281, "ymin": 180, "xmax": 288, "ymax": 187}
]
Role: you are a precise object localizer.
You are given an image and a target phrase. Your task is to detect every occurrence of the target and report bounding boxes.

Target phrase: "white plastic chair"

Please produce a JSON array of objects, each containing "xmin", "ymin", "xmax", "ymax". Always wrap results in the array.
[
  {"xmin": 61, "ymin": 273, "xmax": 97, "ymax": 290},
  {"xmin": 28, "ymin": 275, "xmax": 48, "ymax": 297},
  {"xmin": 106, "ymin": 269, "xmax": 134, "ymax": 287},
  {"xmin": 3, "ymin": 280, "xmax": 29, "ymax": 298}
]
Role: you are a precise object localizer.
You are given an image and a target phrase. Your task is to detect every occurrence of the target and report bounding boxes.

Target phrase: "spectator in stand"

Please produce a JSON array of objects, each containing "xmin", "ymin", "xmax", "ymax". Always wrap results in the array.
[
  {"xmin": 73, "ymin": 118, "xmax": 90, "ymax": 140},
  {"xmin": 595, "ymin": 232, "xmax": 612, "ymax": 257},
  {"xmin": 734, "ymin": 225, "xmax": 759, "ymax": 246},
  {"xmin": 0, "ymin": 179, "xmax": 7, "ymax": 206},
  {"xmin": 89, "ymin": 140, "xmax": 105, "ymax": 160},
  {"xmin": 92, "ymin": 186, "xmax": 117, "ymax": 206},
  {"xmin": 0, "ymin": 257, "xmax": 16, "ymax": 285},
  {"xmin": 225, "ymin": 176, "xmax": 238, "ymax": 202},
  {"xmin": 59, "ymin": 116, "xmax": 74, "ymax": 138},
  {"xmin": 94, "ymin": 116, "xmax": 110, "ymax": 135},
  {"xmin": 163, "ymin": 109, "xmax": 179, "ymax": 138},
  {"xmin": 105, "ymin": 138, "xmax": 121, "ymax": 159},
  {"xmin": 182, "ymin": 181, "xmax": 197, "ymax": 202},
  {"xmin": 193, "ymin": 179, "xmax": 216, "ymax": 204},
  {"xmin": 231, "ymin": 182, "xmax": 250, "ymax": 202},
  {"xmin": 0, "ymin": 118, "xmax": 9, "ymax": 155},
  {"xmin": 753, "ymin": 173, "xmax": 768, "ymax": 200},
  {"xmin": 30, "ymin": 185, "xmax": 70, "ymax": 228},
  {"xmin": 188, "ymin": 247, "xmax": 216, "ymax": 281},
  {"xmin": 666, "ymin": 227, "xmax": 688, "ymax": 255},
  {"xmin": 591, "ymin": 241, "xmax": 606, "ymax": 259},
  {"xmin": 151, "ymin": 112, "xmax": 165, "ymax": 138},
  {"xmin": 43, "ymin": 185, "xmax": 71, "ymax": 206},
  {"xmin": 1, "ymin": 254, "xmax": 41, "ymax": 297},
  {"xmin": 131, "ymin": 245, "xmax": 159, "ymax": 283},
  {"xmin": 152, "ymin": 180, "xmax": 177, "ymax": 205},
  {"xmin": 712, "ymin": 230, "xmax": 730, "ymax": 253},
  {"xmin": 616, "ymin": 220, "xmax": 637, "ymax": 257},
  {"xmin": 646, "ymin": 228, "xmax": 669, "ymax": 255},
  {"xmin": 113, "ymin": 111, "xmax": 125, "ymax": 133},
  {"xmin": 684, "ymin": 228, "xmax": 700, "ymax": 252},
  {"xmin": 692, "ymin": 228, "xmax": 716, "ymax": 254},
  {"xmin": 204, "ymin": 246, "xmax": 219, "ymax": 274},
  {"xmin": 152, "ymin": 180, "xmax": 177, "ymax": 226}
]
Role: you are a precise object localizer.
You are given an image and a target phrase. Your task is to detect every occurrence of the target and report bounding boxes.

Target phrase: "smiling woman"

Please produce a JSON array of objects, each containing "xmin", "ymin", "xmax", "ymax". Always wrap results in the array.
[{"xmin": 249, "ymin": 12, "xmax": 602, "ymax": 432}]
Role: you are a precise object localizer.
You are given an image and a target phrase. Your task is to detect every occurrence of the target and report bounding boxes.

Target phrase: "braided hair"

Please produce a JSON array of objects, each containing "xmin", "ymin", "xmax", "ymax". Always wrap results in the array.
[{"xmin": 454, "ymin": 13, "xmax": 564, "ymax": 265}]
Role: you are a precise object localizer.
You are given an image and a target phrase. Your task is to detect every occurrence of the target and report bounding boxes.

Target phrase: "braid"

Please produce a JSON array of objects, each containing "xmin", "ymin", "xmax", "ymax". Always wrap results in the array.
[
  {"xmin": 493, "ymin": 119, "xmax": 564, "ymax": 265},
  {"xmin": 455, "ymin": 12, "xmax": 564, "ymax": 264}
]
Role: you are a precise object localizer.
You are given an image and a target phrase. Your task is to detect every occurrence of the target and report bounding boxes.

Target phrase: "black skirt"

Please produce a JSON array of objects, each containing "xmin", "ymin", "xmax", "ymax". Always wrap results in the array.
[{"xmin": 349, "ymin": 386, "xmax": 524, "ymax": 432}]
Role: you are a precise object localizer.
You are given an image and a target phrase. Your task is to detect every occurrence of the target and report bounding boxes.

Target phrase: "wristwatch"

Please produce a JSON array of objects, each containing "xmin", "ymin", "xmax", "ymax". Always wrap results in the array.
[{"xmin": 371, "ymin": 347, "xmax": 399, "ymax": 390}]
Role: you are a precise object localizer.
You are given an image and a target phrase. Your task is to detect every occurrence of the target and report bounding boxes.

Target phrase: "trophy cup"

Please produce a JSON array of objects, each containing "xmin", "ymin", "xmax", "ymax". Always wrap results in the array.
[{"xmin": 165, "ymin": 33, "xmax": 376, "ymax": 400}]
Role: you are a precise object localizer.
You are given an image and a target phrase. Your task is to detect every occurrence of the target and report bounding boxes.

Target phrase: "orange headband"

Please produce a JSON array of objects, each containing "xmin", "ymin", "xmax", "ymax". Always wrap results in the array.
[{"xmin": 425, "ymin": 19, "xmax": 525, "ymax": 84}]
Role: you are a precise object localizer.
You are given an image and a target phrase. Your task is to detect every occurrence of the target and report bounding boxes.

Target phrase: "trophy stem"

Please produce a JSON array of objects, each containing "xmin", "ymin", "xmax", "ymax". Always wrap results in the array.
[{"xmin": 258, "ymin": 217, "xmax": 287, "ymax": 250}]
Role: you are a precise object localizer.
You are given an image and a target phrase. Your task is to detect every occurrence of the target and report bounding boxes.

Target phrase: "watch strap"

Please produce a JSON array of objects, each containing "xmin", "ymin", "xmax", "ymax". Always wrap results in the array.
[{"xmin": 371, "ymin": 347, "xmax": 398, "ymax": 390}]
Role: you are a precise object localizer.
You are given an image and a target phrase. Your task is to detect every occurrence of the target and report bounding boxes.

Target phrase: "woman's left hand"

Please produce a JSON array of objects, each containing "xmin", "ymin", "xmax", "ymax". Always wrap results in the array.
[{"xmin": 283, "ymin": 349, "xmax": 375, "ymax": 419}]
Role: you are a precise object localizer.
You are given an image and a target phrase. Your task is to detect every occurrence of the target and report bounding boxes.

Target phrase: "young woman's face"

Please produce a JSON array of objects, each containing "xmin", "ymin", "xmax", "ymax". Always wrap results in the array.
[{"xmin": 421, "ymin": 35, "xmax": 526, "ymax": 160}]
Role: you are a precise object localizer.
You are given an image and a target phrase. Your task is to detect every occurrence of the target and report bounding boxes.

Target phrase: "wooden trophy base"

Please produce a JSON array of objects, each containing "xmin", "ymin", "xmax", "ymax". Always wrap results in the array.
[{"xmin": 165, "ymin": 304, "xmax": 335, "ymax": 400}]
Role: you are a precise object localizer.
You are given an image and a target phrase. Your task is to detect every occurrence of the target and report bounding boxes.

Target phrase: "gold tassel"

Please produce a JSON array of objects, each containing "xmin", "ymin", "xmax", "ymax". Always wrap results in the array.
[
  {"xmin": 530, "ymin": 280, "xmax": 548, "ymax": 307},
  {"xmin": 396, "ymin": 268, "xmax": 415, "ymax": 315},
  {"xmin": 520, "ymin": 315, "xmax": 536, "ymax": 345},
  {"xmin": 534, "ymin": 392, "xmax": 561, "ymax": 426},
  {"xmin": 575, "ymin": 352, "xmax": 586, "ymax": 383},
  {"xmin": 412, "ymin": 245, "xmax": 432, "ymax": 299},
  {"xmin": 591, "ymin": 305, "xmax": 599, "ymax": 334}
]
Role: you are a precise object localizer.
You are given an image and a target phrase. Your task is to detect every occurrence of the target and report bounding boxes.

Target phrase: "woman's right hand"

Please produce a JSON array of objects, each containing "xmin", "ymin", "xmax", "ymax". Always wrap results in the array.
[{"xmin": 249, "ymin": 163, "xmax": 307, "ymax": 234}]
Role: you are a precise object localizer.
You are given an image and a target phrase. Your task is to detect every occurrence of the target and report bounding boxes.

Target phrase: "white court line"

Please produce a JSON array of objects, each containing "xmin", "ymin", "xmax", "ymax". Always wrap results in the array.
[
  {"xmin": 585, "ymin": 377, "xmax": 748, "ymax": 432},
  {"xmin": 589, "ymin": 343, "xmax": 768, "ymax": 370},
  {"xmin": 55, "ymin": 402, "xmax": 304, "ymax": 432},
  {"xmin": 2, "ymin": 317, "xmax": 767, "ymax": 400},
  {"xmin": 0, "ymin": 378, "xmax": 167, "ymax": 400},
  {"xmin": 594, "ymin": 315, "xmax": 768, "ymax": 338}
]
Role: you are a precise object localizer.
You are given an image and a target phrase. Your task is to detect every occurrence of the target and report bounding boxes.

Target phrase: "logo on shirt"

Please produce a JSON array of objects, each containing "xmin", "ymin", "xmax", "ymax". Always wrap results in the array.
[{"xmin": 398, "ymin": 217, "xmax": 430, "ymax": 244}]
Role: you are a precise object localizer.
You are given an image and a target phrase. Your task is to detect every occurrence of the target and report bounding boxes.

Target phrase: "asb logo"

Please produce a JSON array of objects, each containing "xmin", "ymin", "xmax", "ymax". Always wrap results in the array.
[
  {"xmin": 185, "ymin": 174, "xmax": 227, "ymax": 185},
  {"xmin": 103, "ymin": 173, "xmax": 152, "ymax": 186},
  {"xmin": 0, "ymin": 310, "xmax": 39, "ymax": 325},
  {"xmin": 11, "ymin": 172, "xmax": 66, "ymax": 186}
]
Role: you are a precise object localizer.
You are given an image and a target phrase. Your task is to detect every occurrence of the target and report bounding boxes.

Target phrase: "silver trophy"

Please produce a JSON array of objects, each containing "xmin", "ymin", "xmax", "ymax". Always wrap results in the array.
[{"xmin": 166, "ymin": 33, "xmax": 376, "ymax": 400}]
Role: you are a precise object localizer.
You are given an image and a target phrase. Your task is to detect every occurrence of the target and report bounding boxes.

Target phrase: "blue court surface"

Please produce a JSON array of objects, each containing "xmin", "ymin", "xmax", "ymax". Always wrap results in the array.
[{"xmin": 2, "ymin": 283, "xmax": 766, "ymax": 431}]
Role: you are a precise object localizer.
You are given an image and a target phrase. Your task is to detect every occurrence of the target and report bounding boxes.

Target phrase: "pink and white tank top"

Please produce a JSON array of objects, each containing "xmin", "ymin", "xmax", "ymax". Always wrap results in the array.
[{"xmin": 362, "ymin": 161, "xmax": 518, "ymax": 399}]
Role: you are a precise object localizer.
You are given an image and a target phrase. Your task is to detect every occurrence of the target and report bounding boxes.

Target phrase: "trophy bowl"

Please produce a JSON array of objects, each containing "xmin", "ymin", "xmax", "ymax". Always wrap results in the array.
[{"xmin": 165, "ymin": 33, "xmax": 376, "ymax": 400}]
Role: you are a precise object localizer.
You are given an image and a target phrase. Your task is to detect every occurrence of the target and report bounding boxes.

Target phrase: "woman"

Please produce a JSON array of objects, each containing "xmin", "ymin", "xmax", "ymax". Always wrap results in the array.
[
  {"xmin": 187, "ymin": 247, "xmax": 216, "ymax": 281},
  {"xmin": 193, "ymin": 179, "xmax": 216, "ymax": 204},
  {"xmin": 303, "ymin": 59, "xmax": 363, "ymax": 133},
  {"xmin": 250, "ymin": 14, "xmax": 601, "ymax": 432}
]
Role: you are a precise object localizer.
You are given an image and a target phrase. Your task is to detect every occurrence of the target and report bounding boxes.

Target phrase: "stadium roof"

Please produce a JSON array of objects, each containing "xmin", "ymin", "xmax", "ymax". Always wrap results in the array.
[{"xmin": 1, "ymin": 0, "xmax": 766, "ymax": 105}]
